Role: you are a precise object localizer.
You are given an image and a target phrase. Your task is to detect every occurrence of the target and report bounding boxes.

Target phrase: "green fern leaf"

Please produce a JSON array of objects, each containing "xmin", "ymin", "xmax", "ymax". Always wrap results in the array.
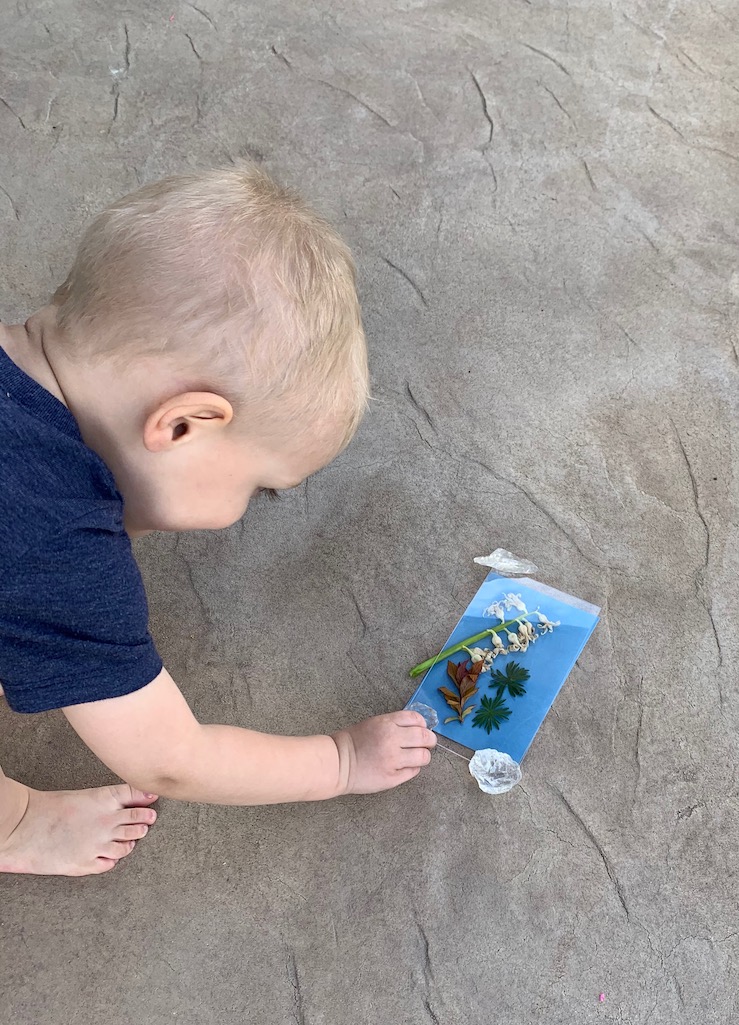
[
  {"xmin": 471, "ymin": 693, "xmax": 512, "ymax": 734},
  {"xmin": 488, "ymin": 660, "xmax": 530, "ymax": 699}
]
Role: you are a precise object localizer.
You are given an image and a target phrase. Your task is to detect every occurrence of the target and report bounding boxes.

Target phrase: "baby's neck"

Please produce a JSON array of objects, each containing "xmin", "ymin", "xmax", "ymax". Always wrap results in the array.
[{"xmin": 0, "ymin": 311, "xmax": 67, "ymax": 406}]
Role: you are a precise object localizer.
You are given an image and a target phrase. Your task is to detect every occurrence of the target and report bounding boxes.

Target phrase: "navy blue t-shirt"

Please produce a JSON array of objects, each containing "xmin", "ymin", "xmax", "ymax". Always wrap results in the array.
[{"xmin": 0, "ymin": 345, "xmax": 163, "ymax": 713}]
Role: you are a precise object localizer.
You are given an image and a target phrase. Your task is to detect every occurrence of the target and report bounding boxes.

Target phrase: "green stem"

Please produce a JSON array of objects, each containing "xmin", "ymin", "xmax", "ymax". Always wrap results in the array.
[{"xmin": 409, "ymin": 615, "xmax": 530, "ymax": 678}]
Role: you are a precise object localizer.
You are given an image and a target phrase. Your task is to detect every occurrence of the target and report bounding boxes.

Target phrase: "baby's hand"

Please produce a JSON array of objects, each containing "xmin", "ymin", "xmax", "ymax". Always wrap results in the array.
[{"xmin": 332, "ymin": 711, "xmax": 437, "ymax": 795}]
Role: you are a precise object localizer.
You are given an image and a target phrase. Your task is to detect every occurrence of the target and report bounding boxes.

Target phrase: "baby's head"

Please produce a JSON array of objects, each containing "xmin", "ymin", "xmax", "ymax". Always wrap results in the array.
[{"xmin": 47, "ymin": 165, "xmax": 368, "ymax": 532}]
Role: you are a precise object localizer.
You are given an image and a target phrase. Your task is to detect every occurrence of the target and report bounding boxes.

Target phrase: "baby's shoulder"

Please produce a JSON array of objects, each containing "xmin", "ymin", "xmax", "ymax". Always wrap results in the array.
[{"xmin": 0, "ymin": 409, "xmax": 123, "ymax": 564}]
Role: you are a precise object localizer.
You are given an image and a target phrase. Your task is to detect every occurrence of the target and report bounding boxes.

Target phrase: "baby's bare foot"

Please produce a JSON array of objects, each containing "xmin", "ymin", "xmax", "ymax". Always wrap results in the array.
[{"xmin": 0, "ymin": 781, "xmax": 158, "ymax": 876}]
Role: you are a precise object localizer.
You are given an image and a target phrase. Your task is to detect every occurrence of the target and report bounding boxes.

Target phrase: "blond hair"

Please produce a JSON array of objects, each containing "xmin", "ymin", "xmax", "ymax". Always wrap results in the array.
[{"xmin": 54, "ymin": 165, "xmax": 369, "ymax": 446}]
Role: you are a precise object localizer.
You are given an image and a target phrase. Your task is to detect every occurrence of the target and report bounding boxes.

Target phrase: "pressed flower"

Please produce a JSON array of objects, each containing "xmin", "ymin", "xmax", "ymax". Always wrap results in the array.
[
  {"xmin": 490, "ymin": 631, "xmax": 507, "ymax": 652},
  {"xmin": 463, "ymin": 646, "xmax": 495, "ymax": 672},
  {"xmin": 503, "ymin": 593, "xmax": 528, "ymax": 614},
  {"xmin": 516, "ymin": 626, "xmax": 530, "ymax": 652},
  {"xmin": 484, "ymin": 601, "xmax": 507, "ymax": 622},
  {"xmin": 464, "ymin": 646, "xmax": 488, "ymax": 663},
  {"xmin": 534, "ymin": 610, "xmax": 560, "ymax": 633},
  {"xmin": 521, "ymin": 620, "xmax": 537, "ymax": 643},
  {"xmin": 506, "ymin": 630, "xmax": 523, "ymax": 652},
  {"xmin": 410, "ymin": 615, "xmax": 536, "ymax": 678}
]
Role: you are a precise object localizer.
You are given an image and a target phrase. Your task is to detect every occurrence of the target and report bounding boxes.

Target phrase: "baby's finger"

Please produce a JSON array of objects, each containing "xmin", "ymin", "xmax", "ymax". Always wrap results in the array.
[
  {"xmin": 391, "ymin": 710, "xmax": 428, "ymax": 728},
  {"xmin": 402, "ymin": 747, "xmax": 433, "ymax": 768},
  {"xmin": 399, "ymin": 726, "xmax": 437, "ymax": 749}
]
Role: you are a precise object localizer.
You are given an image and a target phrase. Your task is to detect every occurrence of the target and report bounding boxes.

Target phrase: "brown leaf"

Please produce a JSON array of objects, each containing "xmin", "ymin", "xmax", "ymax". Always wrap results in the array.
[
  {"xmin": 455, "ymin": 660, "xmax": 471, "ymax": 685},
  {"xmin": 459, "ymin": 678, "xmax": 477, "ymax": 700},
  {"xmin": 461, "ymin": 686, "xmax": 479, "ymax": 704},
  {"xmin": 439, "ymin": 685, "xmax": 461, "ymax": 704},
  {"xmin": 467, "ymin": 661, "xmax": 484, "ymax": 683},
  {"xmin": 461, "ymin": 706, "xmax": 476, "ymax": 719},
  {"xmin": 447, "ymin": 661, "xmax": 459, "ymax": 684}
]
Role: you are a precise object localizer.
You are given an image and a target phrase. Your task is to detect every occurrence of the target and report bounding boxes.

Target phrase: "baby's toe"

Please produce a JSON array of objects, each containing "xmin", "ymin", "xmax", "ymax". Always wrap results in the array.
[
  {"xmin": 108, "ymin": 783, "xmax": 158, "ymax": 808},
  {"xmin": 92, "ymin": 857, "xmax": 119, "ymax": 874},
  {"xmin": 101, "ymin": 840, "xmax": 136, "ymax": 861},
  {"xmin": 124, "ymin": 806, "xmax": 157, "ymax": 826},
  {"xmin": 114, "ymin": 823, "xmax": 149, "ymax": 841}
]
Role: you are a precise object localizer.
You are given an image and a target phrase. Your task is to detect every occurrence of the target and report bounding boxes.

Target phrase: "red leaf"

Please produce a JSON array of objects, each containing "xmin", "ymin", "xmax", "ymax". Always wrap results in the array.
[{"xmin": 455, "ymin": 660, "xmax": 470, "ymax": 685}]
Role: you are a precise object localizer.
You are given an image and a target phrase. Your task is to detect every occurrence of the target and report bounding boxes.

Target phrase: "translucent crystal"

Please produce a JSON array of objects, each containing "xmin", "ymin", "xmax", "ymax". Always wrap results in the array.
[
  {"xmin": 408, "ymin": 702, "xmax": 439, "ymax": 729},
  {"xmin": 473, "ymin": 549, "xmax": 538, "ymax": 575},
  {"xmin": 469, "ymin": 749, "xmax": 522, "ymax": 794}
]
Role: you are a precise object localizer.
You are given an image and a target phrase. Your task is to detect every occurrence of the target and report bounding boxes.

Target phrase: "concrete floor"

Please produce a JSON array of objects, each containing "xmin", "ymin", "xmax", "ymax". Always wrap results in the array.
[{"xmin": 1, "ymin": 1, "xmax": 737, "ymax": 1022}]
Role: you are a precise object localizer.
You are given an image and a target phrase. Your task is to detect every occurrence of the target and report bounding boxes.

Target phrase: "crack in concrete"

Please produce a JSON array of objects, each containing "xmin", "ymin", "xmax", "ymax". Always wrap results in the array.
[
  {"xmin": 581, "ymin": 158, "xmax": 597, "ymax": 190},
  {"xmin": 405, "ymin": 382, "xmax": 436, "ymax": 432},
  {"xmin": 184, "ymin": 1, "xmax": 216, "ymax": 29},
  {"xmin": 468, "ymin": 70, "xmax": 497, "ymax": 189},
  {"xmin": 174, "ymin": 535, "xmax": 214, "ymax": 631},
  {"xmin": 414, "ymin": 917, "xmax": 440, "ymax": 1025},
  {"xmin": 108, "ymin": 23, "xmax": 130, "ymax": 132},
  {"xmin": 343, "ymin": 585, "xmax": 368, "ymax": 638},
  {"xmin": 457, "ymin": 447, "xmax": 604, "ymax": 569},
  {"xmin": 0, "ymin": 97, "xmax": 28, "ymax": 130},
  {"xmin": 669, "ymin": 420, "xmax": 723, "ymax": 681},
  {"xmin": 523, "ymin": 42, "xmax": 572, "ymax": 77},
  {"xmin": 381, "ymin": 255, "xmax": 429, "ymax": 307},
  {"xmin": 271, "ymin": 44, "xmax": 292, "ymax": 68},
  {"xmin": 622, "ymin": 12, "xmax": 665, "ymax": 41},
  {"xmin": 122, "ymin": 22, "xmax": 131, "ymax": 74},
  {"xmin": 185, "ymin": 32, "xmax": 202, "ymax": 61},
  {"xmin": 629, "ymin": 221, "xmax": 660, "ymax": 254},
  {"xmin": 400, "ymin": 409, "xmax": 434, "ymax": 449},
  {"xmin": 634, "ymin": 675, "xmax": 645, "ymax": 800},
  {"xmin": 647, "ymin": 102, "xmax": 685, "ymax": 139},
  {"xmin": 286, "ymin": 951, "xmax": 306, "ymax": 1025},
  {"xmin": 0, "ymin": 183, "xmax": 20, "ymax": 220},
  {"xmin": 312, "ymin": 76, "xmax": 394, "ymax": 128},
  {"xmin": 422, "ymin": 999, "xmax": 440, "ymax": 1025},
  {"xmin": 549, "ymin": 785, "xmax": 631, "ymax": 921},
  {"xmin": 697, "ymin": 143, "xmax": 739, "ymax": 164},
  {"xmin": 540, "ymin": 82, "xmax": 575, "ymax": 124}
]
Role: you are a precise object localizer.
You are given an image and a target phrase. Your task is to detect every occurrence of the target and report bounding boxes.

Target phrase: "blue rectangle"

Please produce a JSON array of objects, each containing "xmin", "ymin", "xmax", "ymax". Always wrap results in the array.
[{"xmin": 406, "ymin": 573, "xmax": 600, "ymax": 762}]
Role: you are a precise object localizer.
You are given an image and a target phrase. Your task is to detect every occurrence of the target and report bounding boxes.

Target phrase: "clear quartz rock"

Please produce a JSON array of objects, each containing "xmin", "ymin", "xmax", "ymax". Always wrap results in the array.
[
  {"xmin": 408, "ymin": 702, "xmax": 439, "ymax": 729},
  {"xmin": 469, "ymin": 749, "xmax": 522, "ymax": 794},
  {"xmin": 473, "ymin": 549, "xmax": 538, "ymax": 575}
]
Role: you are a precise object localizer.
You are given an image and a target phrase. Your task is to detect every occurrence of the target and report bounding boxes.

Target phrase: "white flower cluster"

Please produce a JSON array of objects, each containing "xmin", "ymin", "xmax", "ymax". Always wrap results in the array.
[
  {"xmin": 465, "ymin": 599, "xmax": 560, "ymax": 673},
  {"xmin": 484, "ymin": 592, "xmax": 529, "ymax": 620}
]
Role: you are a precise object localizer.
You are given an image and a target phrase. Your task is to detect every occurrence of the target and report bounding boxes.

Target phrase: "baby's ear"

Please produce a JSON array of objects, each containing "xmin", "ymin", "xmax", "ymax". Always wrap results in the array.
[{"xmin": 143, "ymin": 392, "xmax": 233, "ymax": 451}]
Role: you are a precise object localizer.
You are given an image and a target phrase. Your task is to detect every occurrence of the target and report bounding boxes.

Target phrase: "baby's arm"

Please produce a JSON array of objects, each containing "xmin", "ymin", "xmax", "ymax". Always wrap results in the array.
[{"xmin": 64, "ymin": 669, "xmax": 436, "ymax": 804}]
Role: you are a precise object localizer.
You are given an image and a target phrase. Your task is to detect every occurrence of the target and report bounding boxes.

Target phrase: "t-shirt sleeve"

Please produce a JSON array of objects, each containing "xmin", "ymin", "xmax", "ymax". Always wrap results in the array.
[{"xmin": 0, "ymin": 517, "xmax": 163, "ymax": 713}]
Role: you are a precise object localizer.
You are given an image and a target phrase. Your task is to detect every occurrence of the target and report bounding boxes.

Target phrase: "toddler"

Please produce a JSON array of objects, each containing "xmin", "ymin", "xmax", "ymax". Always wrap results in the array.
[{"xmin": 0, "ymin": 165, "xmax": 435, "ymax": 876}]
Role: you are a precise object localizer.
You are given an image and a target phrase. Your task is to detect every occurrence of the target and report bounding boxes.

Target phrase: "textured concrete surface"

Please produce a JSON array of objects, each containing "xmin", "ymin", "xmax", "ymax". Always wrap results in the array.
[{"xmin": 1, "ymin": 1, "xmax": 737, "ymax": 1023}]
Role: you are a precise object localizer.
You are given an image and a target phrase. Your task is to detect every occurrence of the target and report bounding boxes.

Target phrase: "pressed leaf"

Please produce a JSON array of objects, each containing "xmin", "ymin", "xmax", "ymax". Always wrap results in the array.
[
  {"xmin": 444, "ymin": 715, "xmax": 459, "ymax": 724},
  {"xmin": 459, "ymin": 679, "xmax": 477, "ymax": 700},
  {"xmin": 439, "ymin": 657, "xmax": 480, "ymax": 723},
  {"xmin": 472, "ymin": 693, "xmax": 512, "ymax": 734},
  {"xmin": 461, "ymin": 706, "xmax": 476, "ymax": 719},
  {"xmin": 489, "ymin": 660, "xmax": 530, "ymax": 699}
]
